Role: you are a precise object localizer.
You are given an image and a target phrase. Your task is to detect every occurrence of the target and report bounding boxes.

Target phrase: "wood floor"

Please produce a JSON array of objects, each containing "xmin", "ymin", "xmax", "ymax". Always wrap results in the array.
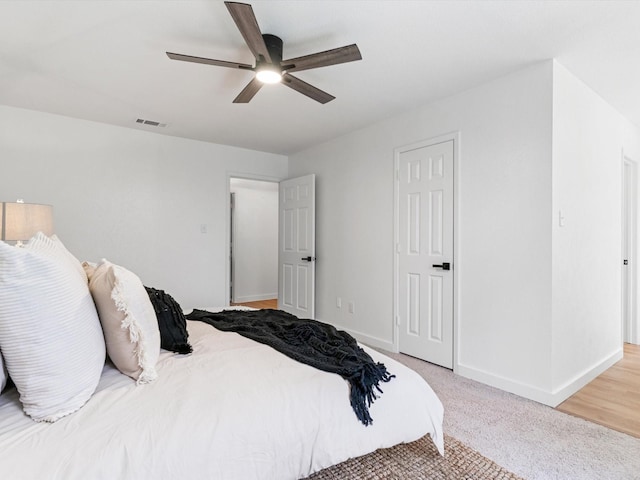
[
  {"xmin": 230, "ymin": 299, "xmax": 278, "ymax": 310},
  {"xmin": 556, "ymin": 343, "xmax": 640, "ymax": 438}
]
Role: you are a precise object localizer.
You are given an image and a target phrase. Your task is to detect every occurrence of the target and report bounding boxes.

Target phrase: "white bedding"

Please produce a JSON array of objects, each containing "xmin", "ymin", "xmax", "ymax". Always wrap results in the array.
[{"xmin": 0, "ymin": 316, "xmax": 444, "ymax": 480}]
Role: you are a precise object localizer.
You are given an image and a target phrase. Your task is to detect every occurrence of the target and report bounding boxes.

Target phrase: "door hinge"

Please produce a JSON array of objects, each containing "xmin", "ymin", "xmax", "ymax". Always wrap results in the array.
[{"xmin": 395, "ymin": 315, "xmax": 401, "ymax": 326}]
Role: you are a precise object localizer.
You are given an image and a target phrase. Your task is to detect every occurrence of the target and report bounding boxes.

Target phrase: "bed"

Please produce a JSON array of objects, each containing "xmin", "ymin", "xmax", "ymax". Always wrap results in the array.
[{"xmin": 0, "ymin": 234, "xmax": 444, "ymax": 480}]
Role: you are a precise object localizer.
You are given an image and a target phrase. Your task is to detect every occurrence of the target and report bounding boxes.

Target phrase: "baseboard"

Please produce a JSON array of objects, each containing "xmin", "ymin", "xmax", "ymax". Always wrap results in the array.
[
  {"xmin": 456, "ymin": 346, "xmax": 624, "ymax": 407},
  {"xmin": 332, "ymin": 323, "xmax": 395, "ymax": 352},
  {"xmin": 232, "ymin": 293, "xmax": 277, "ymax": 303},
  {"xmin": 550, "ymin": 347, "xmax": 623, "ymax": 406},
  {"xmin": 456, "ymin": 363, "xmax": 557, "ymax": 406}
]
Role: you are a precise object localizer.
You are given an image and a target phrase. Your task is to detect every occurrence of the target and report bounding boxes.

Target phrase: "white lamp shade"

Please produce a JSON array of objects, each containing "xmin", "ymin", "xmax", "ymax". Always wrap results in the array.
[{"xmin": 1, "ymin": 202, "xmax": 54, "ymax": 242}]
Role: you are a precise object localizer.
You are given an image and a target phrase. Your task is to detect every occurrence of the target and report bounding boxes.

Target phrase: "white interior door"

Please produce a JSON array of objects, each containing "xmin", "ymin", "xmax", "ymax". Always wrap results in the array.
[
  {"xmin": 278, "ymin": 174, "xmax": 316, "ymax": 318},
  {"xmin": 396, "ymin": 139, "xmax": 454, "ymax": 368},
  {"xmin": 623, "ymin": 156, "xmax": 638, "ymax": 344}
]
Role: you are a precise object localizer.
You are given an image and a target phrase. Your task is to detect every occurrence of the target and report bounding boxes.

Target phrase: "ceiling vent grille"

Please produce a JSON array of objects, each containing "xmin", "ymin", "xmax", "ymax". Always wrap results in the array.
[{"xmin": 135, "ymin": 118, "xmax": 167, "ymax": 128}]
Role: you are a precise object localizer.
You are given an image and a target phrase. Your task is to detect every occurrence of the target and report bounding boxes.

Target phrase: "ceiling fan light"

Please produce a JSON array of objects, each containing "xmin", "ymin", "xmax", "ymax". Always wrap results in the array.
[{"xmin": 256, "ymin": 67, "xmax": 282, "ymax": 84}]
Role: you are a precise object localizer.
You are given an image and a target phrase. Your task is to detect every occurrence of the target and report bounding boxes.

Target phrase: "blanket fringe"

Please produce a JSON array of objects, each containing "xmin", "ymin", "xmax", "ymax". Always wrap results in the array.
[{"xmin": 348, "ymin": 361, "xmax": 395, "ymax": 426}]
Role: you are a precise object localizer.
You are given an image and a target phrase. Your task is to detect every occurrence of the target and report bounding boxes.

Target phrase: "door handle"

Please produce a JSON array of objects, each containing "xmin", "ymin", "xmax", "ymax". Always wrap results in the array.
[
  {"xmin": 301, "ymin": 256, "xmax": 316, "ymax": 262},
  {"xmin": 432, "ymin": 262, "xmax": 451, "ymax": 271}
]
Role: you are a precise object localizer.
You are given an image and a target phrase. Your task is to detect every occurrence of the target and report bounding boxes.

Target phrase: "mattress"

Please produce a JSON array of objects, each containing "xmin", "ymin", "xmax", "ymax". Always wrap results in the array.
[{"xmin": 0, "ymin": 316, "xmax": 444, "ymax": 480}]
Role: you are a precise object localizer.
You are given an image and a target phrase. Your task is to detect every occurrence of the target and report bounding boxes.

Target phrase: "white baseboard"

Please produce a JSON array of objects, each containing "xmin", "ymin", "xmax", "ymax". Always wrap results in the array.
[
  {"xmin": 232, "ymin": 293, "xmax": 277, "ymax": 303},
  {"xmin": 549, "ymin": 347, "xmax": 623, "ymax": 406},
  {"xmin": 456, "ymin": 346, "xmax": 624, "ymax": 407},
  {"xmin": 331, "ymin": 323, "xmax": 395, "ymax": 352},
  {"xmin": 456, "ymin": 363, "xmax": 556, "ymax": 405}
]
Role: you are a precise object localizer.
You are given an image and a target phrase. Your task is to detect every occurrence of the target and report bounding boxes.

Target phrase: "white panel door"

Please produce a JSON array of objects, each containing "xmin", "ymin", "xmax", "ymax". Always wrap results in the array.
[
  {"xmin": 623, "ymin": 157, "xmax": 638, "ymax": 344},
  {"xmin": 397, "ymin": 140, "xmax": 454, "ymax": 368},
  {"xmin": 278, "ymin": 174, "xmax": 316, "ymax": 318}
]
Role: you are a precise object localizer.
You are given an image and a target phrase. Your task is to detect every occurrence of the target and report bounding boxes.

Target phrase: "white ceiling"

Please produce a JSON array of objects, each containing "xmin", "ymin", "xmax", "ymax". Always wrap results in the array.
[{"xmin": 1, "ymin": 0, "xmax": 639, "ymax": 155}]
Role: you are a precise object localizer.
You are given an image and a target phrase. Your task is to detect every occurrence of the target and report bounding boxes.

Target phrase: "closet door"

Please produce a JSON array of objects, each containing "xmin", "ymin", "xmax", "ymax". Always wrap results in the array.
[{"xmin": 396, "ymin": 140, "xmax": 454, "ymax": 368}]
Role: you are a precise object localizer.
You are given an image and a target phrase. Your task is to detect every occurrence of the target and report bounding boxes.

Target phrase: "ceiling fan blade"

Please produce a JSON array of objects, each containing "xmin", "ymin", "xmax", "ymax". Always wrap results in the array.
[
  {"xmin": 282, "ymin": 73, "xmax": 335, "ymax": 104},
  {"xmin": 233, "ymin": 77, "xmax": 263, "ymax": 103},
  {"xmin": 225, "ymin": 2, "xmax": 272, "ymax": 63},
  {"xmin": 283, "ymin": 44, "xmax": 362, "ymax": 73},
  {"xmin": 166, "ymin": 52, "xmax": 253, "ymax": 70}
]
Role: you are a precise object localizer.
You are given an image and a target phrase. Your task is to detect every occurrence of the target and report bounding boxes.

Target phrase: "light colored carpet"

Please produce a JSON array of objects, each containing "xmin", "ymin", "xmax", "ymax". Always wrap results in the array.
[
  {"xmin": 385, "ymin": 351, "xmax": 640, "ymax": 480},
  {"xmin": 306, "ymin": 434, "xmax": 523, "ymax": 480}
]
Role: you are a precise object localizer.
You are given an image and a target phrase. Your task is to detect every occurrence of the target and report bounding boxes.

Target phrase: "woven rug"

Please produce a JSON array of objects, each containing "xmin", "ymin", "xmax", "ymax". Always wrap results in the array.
[{"xmin": 305, "ymin": 434, "xmax": 524, "ymax": 480}]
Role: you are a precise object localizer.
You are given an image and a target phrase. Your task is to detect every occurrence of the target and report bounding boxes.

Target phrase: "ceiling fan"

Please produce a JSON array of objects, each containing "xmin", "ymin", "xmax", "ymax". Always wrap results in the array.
[{"xmin": 166, "ymin": 1, "xmax": 362, "ymax": 104}]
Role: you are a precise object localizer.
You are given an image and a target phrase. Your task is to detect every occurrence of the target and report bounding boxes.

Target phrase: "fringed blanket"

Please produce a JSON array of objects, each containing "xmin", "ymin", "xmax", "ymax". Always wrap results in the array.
[{"xmin": 185, "ymin": 308, "xmax": 394, "ymax": 426}]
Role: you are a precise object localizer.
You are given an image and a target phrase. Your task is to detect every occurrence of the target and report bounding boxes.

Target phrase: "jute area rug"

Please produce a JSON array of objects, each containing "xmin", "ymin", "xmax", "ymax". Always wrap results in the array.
[{"xmin": 305, "ymin": 434, "xmax": 524, "ymax": 480}]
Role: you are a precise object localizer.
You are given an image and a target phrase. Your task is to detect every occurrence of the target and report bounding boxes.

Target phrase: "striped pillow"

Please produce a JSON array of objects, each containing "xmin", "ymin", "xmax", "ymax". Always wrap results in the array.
[{"xmin": 0, "ymin": 233, "xmax": 106, "ymax": 421}]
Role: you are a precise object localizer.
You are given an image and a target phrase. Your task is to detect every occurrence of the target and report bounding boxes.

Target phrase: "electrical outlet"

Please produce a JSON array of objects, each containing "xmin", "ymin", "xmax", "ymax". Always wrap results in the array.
[
  {"xmin": 348, "ymin": 301, "xmax": 355, "ymax": 314},
  {"xmin": 336, "ymin": 297, "xmax": 342, "ymax": 308}
]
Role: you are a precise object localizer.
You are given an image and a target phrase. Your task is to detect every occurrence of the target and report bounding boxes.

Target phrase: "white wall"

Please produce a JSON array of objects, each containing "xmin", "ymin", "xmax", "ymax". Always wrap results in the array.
[
  {"xmin": 550, "ymin": 61, "xmax": 640, "ymax": 399},
  {"xmin": 289, "ymin": 61, "xmax": 556, "ymax": 399},
  {"xmin": 0, "ymin": 105, "xmax": 287, "ymax": 310},
  {"xmin": 289, "ymin": 58, "xmax": 640, "ymax": 406},
  {"xmin": 230, "ymin": 178, "xmax": 278, "ymax": 303}
]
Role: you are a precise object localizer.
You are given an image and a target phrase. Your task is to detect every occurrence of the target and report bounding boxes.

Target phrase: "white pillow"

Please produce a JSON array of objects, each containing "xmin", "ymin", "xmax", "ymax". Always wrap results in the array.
[
  {"xmin": 85, "ymin": 259, "xmax": 160, "ymax": 384},
  {"xmin": 0, "ymin": 351, "xmax": 7, "ymax": 393},
  {"xmin": 0, "ymin": 233, "xmax": 106, "ymax": 421}
]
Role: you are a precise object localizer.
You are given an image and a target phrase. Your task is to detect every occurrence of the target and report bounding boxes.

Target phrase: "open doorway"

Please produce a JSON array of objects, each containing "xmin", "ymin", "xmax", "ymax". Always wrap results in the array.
[{"xmin": 229, "ymin": 178, "xmax": 278, "ymax": 309}]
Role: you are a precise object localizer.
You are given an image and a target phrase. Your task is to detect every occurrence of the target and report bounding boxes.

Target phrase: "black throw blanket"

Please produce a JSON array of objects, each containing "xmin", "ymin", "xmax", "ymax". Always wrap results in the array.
[{"xmin": 185, "ymin": 308, "xmax": 394, "ymax": 426}]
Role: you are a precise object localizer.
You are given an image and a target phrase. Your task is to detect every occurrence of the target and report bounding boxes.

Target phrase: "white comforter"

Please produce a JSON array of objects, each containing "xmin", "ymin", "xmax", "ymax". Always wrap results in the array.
[{"xmin": 0, "ymin": 318, "xmax": 444, "ymax": 480}]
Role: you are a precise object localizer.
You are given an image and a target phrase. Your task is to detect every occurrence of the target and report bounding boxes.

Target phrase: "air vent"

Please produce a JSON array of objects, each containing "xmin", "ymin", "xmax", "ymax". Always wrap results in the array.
[{"xmin": 135, "ymin": 118, "xmax": 167, "ymax": 128}]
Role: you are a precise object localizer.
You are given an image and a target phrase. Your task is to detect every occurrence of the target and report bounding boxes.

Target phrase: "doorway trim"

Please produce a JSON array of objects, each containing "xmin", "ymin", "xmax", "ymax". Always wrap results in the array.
[
  {"xmin": 622, "ymin": 152, "xmax": 639, "ymax": 344},
  {"xmin": 392, "ymin": 131, "xmax": 461, "ymax": 373},
  {"xmin": 225, "ymin": 172, "xmax": 282, "ymax": 307}
]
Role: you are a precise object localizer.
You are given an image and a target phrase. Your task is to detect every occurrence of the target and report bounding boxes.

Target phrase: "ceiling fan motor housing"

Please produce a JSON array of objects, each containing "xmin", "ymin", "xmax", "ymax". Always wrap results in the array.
[{"xmin": 262, "ymin": 34, "xmax": 283, "ymax": 65}]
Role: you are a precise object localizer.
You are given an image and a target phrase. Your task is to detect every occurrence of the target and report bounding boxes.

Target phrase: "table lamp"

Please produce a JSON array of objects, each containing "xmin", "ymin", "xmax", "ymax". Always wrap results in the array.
[{"xmin": 0, "ymin": 200, "xmax": 54, "ymax": 246}]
